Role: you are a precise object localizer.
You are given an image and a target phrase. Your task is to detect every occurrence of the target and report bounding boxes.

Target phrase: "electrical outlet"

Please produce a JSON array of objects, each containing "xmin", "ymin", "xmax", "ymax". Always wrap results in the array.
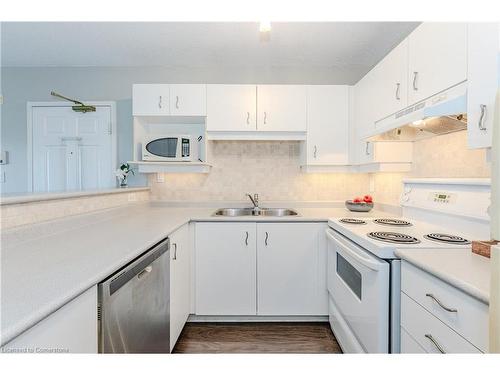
[{"xmin": 156, "ymin": 173, "xmax": 165, "ymax": 183}]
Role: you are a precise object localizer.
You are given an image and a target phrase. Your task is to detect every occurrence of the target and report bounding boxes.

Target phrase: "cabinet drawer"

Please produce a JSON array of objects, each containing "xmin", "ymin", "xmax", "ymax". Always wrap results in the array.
[
  {"xmin": 401, "ymin": 327, "xmax": 426, "ymax": 353},
  {"xmin": 401, "ymin": 292, "xmax": 482, "ymax": 353},
  {"xmin": 401, "ymin": 261, "xmax": 488, "ymax": 352}
]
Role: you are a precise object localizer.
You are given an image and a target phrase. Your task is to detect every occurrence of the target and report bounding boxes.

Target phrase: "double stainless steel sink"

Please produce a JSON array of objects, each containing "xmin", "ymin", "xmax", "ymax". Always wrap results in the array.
[{"xmin": 213, "ymin": 207, "xmax": 299, "ymax": 217}]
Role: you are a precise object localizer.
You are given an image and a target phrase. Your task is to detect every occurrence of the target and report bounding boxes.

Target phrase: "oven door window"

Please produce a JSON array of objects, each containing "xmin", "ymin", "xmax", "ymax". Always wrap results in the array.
[
  {"xmin": 337, "ymin": 252, "xmax": 362, "ymax": 300},
  {"xmin": 146, "ymin": 138, "xmax": 178, "ymax": 158}
]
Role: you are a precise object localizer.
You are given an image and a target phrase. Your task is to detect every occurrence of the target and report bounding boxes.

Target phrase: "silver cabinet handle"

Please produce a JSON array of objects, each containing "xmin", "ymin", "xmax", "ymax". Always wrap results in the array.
[
  {"xmin": 425, "ymin": 293, "xmax": 458, "ymax": 312},
  {"xmin": 245, "ymin": 231, "xmax": 249, "ymax": 246},
  {"xmin": 175, "ymin": 95, "xmax": 179, "ymax": 109},
  {"xmin": 396, "ymin": 83, "xmax": 401, "ymax": 100},
  {"xmin": 137, "ymin": 266, "xmax": 153, "ymax": 279},
  {"xmin": 158, "ymin": 95, "xmax": 162, "ymax": 109},
  {"xmin": 412, "ymin": 72, "xmax": 418, "ymax": 91},
  {"xmin": 365, "ymin": 142, "xmax": 370, "ymax": 155},
  {"xmin": 479, "ymin": 104, "xmax": 487, "ymax": 130},
  {"xmin": 313, "ymin": 145, "xmax": 317, "ymax": 159},
  {"xmin": 424, "ymin": 334, "xmax": 446, "ymax": 353},
  {"xmin": 246, "ymin": 112, "xmax": 250, "ymax": 125},
  {"xmin": 172, "ymin": 243, "xmax": 177, "ymax": 260},
  {"xmin": 265, "ymin": 231, "xmax": 269, "ymax": 246},
  {"xmin": 263, "ymin": 111, "xmax": 267, "ymax": 125}
]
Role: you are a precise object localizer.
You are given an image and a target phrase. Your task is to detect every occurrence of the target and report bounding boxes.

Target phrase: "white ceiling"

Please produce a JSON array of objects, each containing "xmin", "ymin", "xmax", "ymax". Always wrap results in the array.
[{"xmin": 1, "ymin": 22, "xmax": 419, "ymax": 84}]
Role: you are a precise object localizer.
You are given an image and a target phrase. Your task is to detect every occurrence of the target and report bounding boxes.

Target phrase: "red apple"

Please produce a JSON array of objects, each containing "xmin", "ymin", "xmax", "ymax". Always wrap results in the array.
[
  {"xmin": 363, "ymin": 195, "xmax": 373, "ymax": 203},
  {"xmin": 353, "ymin": 197, "xmax": 362, "ymax": 203}
]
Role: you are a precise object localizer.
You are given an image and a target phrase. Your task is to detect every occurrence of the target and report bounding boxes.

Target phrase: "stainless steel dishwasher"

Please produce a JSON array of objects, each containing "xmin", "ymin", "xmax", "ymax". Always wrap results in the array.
[{"xmin": 98, "ymin": 238, "xmax": 170, "ymax": 353}]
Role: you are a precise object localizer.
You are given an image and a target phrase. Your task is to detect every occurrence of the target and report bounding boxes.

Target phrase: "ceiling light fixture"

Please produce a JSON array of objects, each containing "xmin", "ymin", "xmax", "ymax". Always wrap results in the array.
[{"xmin": 259, "ymin": 21, "xmax": 271, "ymax": 42}]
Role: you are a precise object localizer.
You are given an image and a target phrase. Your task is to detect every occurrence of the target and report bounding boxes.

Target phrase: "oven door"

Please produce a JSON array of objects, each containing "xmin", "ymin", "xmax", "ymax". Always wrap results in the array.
[{"xmin": 326, "ymin": 228, "xmax": 390, "ymax": 353}]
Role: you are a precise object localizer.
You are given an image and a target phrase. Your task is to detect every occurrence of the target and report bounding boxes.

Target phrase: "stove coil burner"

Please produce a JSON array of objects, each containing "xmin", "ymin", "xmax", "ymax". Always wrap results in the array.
[
  {"xmin": 368, "ymin": 231, "xmax": 421, "ymax": 244},
  {"xmin": 374, "ymin": 218, "xmax": 412, "ymax": 227},
  {"xmin": 339, "ymin": 218, "xmax": 367, "ymax": 225},
  {"xmin": 424, "ymin": 233, "xmax": 471, "ymax": 245}
]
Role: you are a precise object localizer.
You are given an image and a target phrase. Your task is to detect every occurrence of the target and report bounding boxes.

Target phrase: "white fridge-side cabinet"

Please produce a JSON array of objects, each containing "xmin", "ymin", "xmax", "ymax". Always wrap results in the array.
[
  {"xmin": 195, "ymin": 222, "xmax": 257, "ymax": 315},
  {"xmin": 467, "ymin": 22, "xmax": 499, "ymax": 149},
  {"xmin": 169, "ymin": 224, "xmax": 191, "ymax": 352},
  {"xmin": 256, "ymin": 223, "xmax": 328, "ymax": 315}
]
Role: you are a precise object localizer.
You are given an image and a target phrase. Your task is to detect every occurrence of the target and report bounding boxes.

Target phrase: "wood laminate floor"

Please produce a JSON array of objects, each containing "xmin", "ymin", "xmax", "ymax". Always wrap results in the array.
[{"xmin": 172, "ymin": 322, "xmax": 342, "ymax": 354}]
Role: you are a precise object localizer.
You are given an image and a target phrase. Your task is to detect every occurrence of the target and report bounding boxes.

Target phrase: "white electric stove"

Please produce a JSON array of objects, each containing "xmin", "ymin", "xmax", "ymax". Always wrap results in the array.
[{"xmin": 326, "ymin": 178, "xmax": 491, "ymax": 354}]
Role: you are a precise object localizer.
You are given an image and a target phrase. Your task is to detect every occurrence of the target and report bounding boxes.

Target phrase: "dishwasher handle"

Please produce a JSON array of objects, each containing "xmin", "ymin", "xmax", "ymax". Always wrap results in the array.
[{"xmin": 108, "ymin": 238, "xmax": 170, "ymax": 295}]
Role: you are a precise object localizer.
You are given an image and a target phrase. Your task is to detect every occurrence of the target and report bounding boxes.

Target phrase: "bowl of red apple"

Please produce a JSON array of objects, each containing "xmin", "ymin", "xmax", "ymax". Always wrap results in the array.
[{"xmin": 345, "ymin": 195, "xmax": 374, "ymax": 212}]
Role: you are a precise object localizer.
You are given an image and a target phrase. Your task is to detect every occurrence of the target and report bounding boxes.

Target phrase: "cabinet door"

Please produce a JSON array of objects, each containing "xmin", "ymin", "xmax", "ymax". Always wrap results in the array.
[
  {"xmin": 256, "ymin": 223, "xmax": 328, "ymax": 315},
  {"xmin": 371, "ymin": 38, "xmax": 409, "ymax": 122},
  {"xmin": 206, "ymin": 85, "xmax": 256, "ymax": 131},
  {"xmin": 195, "ymin": 222, "xmax": 257, "ymax": 315},
  {"xmin": 169, "ymin": 84, "xmax": 206, "ymax": 116},
  {"xmin": 2, "ymin": 286, "xmax": 97, "ymax": 353},
  {"xmin": 467, "ymin": 23, "xmax": 499, "ymax": 149},
  {"xmin": 257, "ymin": 85, "xmax": 307, "ymax": 132},
  {"xmin": 132, "ymin": 84, "xmax": 170, "ymax": 116},
  {"xmin": 170, "ymin": 224, "xmax": 191, "ymax": 352},
  {"xmin": 408, "ymin": 23, "xmax": 467, "ymax": 103},
  {"xmin": 306, "ymin": 85, "xmax": 349, "ymax": 165},
  {"xmin": 352, "ymin": 79, "xmax": 375, "ymax": 165}
]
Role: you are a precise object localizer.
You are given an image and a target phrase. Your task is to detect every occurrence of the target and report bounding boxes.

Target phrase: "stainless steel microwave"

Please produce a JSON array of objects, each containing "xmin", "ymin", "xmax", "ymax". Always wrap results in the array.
[{"xmin": 142, "ymin": 135, "xmax": 192, "ymax": 162}]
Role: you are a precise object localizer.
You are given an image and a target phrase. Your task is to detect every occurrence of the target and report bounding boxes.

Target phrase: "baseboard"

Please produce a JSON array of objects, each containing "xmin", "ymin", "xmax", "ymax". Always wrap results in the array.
[{"xmin": 187, "ymin": 315, "xmax": 329, "ymax": 323}]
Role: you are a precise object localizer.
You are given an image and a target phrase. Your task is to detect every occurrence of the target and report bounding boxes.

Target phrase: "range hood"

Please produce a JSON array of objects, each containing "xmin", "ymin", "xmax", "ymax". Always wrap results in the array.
[{"xmin": 365, "ymin": 82, "xmax": 467, "ymax": 142}]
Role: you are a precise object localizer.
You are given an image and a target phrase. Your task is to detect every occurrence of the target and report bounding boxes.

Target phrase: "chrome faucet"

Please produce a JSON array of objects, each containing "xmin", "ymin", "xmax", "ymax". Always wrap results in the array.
[{"xmin": 246, "ymin": 193, "xmax": 259, "ymax": 209}]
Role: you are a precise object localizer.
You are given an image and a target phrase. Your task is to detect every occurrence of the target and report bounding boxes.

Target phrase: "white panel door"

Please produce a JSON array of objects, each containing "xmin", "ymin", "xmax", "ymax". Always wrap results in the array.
[
  {"xmin": 32, "ymin": 106, "xmax": 114, "ymax": 192},
  {"xmin": 256, "ymin": 223, "xmax": 328, "ymax": 315},
  {"xmin": 257, "ymin": 85, "xmax": 307, "ymax": 132},
  {"xmin": 371, "ymin": 38, "xmax": 409, "ymax": 122},
  {"xmin": 206, "ymin": 85, "xmax": 256, "ymax": 131},
  {"xmin": 169, "ymin": 84, "xmax": 207, "ymax": 116},
  {"xmin": 132, "ymin": 84, "xmax": 170, "ymax": 116},
  {"xmin": 170, "ymin": 224, "xmax": 191, "ymax": 352},
  {"xmin": 306, "ymin": 85, "xmax": 349, "ymax": 165},
  {"xmin": 408, "ymin": 23, "xmax": 467, "ymax": 103},
  {"xmin": 467, "ymin": 22, "xmax": 499, "ymax": 149},
  {"xmin": 195, "ymin": 222, "xmax": 257, "ymax": 315},
  {"xmin": 2, "ymin": 286, "xmax": 98, "ymax": 353}
]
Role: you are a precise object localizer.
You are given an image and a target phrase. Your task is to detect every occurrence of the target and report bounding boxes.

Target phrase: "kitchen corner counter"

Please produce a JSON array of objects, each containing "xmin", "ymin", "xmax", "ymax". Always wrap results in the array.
[
  {"xmin": 395, "ymin": 248, "xmax": 491, "ymax": 304},
  {"xmin": 0, "ymin": 201, "xmax": 390, "ymax": 346}
]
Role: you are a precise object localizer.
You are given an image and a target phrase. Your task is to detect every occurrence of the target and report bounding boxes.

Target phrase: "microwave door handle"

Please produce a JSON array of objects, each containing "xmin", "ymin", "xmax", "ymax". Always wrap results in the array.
[{"xmin": 326, "ymin": 230, "xmax": 384, "ymax": 272}]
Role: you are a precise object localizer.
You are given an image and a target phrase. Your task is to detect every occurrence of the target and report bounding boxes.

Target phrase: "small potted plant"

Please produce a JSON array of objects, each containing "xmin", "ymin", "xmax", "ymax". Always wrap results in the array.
[{"xmin": 115, "ymin": 163, "xmax": 134, "ymax": 188}]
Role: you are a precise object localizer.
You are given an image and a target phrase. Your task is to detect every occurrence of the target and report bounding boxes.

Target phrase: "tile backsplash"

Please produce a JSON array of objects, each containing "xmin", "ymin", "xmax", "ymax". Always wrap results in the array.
[
  {"xmin": 149, "ymin": 131, "xmax": 491, "ymax": 207},
  {"xmin": 149, "ymin": 141, "xmax": 370, "ymax": 202}
]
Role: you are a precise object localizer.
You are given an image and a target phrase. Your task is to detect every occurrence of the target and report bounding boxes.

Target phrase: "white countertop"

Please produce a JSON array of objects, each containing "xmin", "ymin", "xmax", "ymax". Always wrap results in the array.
[
  {"xmin": 395, "ymin": 248, "xmax": 491, "ymax": 304},
  {"xmin": 0, "ymin": 202, "xmax": 388, "ymax": 346}
]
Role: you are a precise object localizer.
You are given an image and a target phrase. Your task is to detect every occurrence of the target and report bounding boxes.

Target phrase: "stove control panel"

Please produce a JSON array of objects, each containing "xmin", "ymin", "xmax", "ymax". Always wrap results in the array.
[{"xmin": 429, "ymin": 192, "xmax": 456, "ymax": 204}]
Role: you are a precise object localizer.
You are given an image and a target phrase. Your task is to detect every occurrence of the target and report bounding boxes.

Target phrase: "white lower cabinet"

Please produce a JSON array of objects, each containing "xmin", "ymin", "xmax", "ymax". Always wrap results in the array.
[
  {"xmin": 2, "ymin": 286, "xmax": 97, "ymax": 353},
  {"xmin": 257, "ymin": 223, "xmax": 328, "ymax": 315},
  {"xmin": 169, "ymin": 224, "xmax": 191, "ymax": 352},
  {"xmin": 194, "ymin": 222, "xmax": 327, "ymax": 316},
  {"xmin": 195, "ymin": 222, "xmax": 257, "ymax": 315}
]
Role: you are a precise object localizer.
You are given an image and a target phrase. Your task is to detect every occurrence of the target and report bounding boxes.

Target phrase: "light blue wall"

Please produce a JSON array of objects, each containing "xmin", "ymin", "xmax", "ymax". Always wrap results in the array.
[{"xmin": 0, "ymin": 66, "xmax": 341, "ymax": 193}]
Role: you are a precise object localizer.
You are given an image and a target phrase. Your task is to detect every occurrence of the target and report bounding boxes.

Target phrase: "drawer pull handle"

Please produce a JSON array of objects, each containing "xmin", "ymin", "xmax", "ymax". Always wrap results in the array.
[
  {"xmin": 425, "ymin": 293, "xmax": 458, "ymax": 312},
  {"xmin": 424, "ymin": 334, "xmax": 446, "ymax": 353}
]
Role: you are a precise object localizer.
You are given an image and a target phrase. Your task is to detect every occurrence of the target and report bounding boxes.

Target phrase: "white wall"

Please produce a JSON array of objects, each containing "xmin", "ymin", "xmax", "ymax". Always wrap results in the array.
[{"xmin": 0, "ymin": 66, "xmax": 345, "ymax": 194}]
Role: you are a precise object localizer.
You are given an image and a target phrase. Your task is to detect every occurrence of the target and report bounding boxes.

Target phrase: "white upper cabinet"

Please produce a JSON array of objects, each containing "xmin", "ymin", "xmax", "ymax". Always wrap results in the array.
[
  {"xmin": 133, "ymin": 84, "xmax": 170, "ymax": 116},
  {"xmin": 257, "ymin": 85, "xmax": 307, "ymax": 132},
  {"xmin": 407, "ymin": 23, "xmax": 467, "ymax": 104},
  {"xmin": 133, "ymin": 84, "xmax": 206, "ymax": 116},
  {"xmin": 206, "ymin": 85, "xmax": 257, "ymax": 131},
  {"xmin": 169, "ymin": 84, "xmax": 207, "ymax": 116},
  {"xmin": 371, "ymin": 38, "xmax": 409, "ymax": 122},
  {"xmin": 467, "ymin": 23, "xmax": 499, "ymax": 149},
  {"xmin": 304, "ymin": 85, "xmax": 349, "ymax": 165}
]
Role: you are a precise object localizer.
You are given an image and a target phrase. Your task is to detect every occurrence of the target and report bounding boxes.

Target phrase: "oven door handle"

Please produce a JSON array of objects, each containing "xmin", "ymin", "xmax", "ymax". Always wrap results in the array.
[{"xmin": 326, "ymin": 229, "xmax": 385, "ymax": 272}]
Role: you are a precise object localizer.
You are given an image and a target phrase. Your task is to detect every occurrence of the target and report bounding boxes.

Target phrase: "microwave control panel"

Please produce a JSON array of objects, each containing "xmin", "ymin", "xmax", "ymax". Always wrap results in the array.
[{"xmin": 181, "ymin": 138, "xmax": 190, "ymax": 157}]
